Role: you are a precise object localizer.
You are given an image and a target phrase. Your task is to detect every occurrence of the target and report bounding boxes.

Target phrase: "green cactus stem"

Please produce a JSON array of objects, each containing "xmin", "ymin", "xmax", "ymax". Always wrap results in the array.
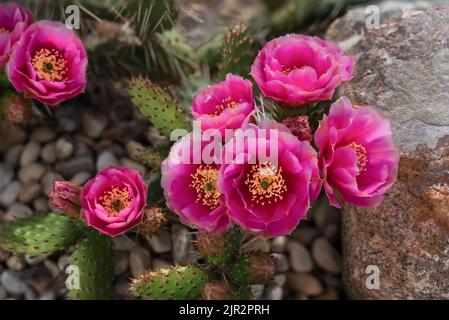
[
  {"xmin": 225, "ymin": 253, "xmax": 276, "ymax": 287},
  {"xmin": 131, "ymin": 265, "xmax": 212, "ymax": 300},
  {"xmin": 156, "ymin": 29, "xmax": 199, "ymax": 71},
  {"xmin": 68, "ymin": 229, "xmax": 114, "ymax": 300},
  {"xmin": 218, "ymin": 23, "xmax": 257, "ymax": 79},
  {"xmin": 128, "ymin": 77, "xmax": 190, "ymax": 137},
  {"xmin": 197, "ymin": 33, "xmax": 224, "ymax": 69},
  {"xmin": 0, "ymin": 213, "xmax": 86, "ymax": 256}
]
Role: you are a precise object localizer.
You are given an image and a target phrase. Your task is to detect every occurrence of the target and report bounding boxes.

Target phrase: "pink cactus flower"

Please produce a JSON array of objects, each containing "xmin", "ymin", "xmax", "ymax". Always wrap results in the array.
[
  {"xmin": 251, "ymin": 34, "xmax": 354, "ymax": 106},
  {"xmin": 217, "ymin": 121, "xmax": 321, "ymax": 238},
  {"xmin": 49, "ymin": 181, "xmax": 82, "ymax": 218},
  {"xmin": 80, "ymin": 166, "xmax": 148, "ymax": 237},
  {"xmin": 314, "ymin": 97, "xmax": 399, "ymax": 208},
  {"xmin": 192, "ymin": 74, "xmax": 256, "ymax": 136},
  {"xmin": 161, "ymin": 135, "xmax": 230, "ymax": 232},
  {"xmin": 6, "ymin": 20, "xmax": 87, "ymax": 106},
  {"xmin": 0, "ymin": 2, "xmax": 33, "ymax": 68}
]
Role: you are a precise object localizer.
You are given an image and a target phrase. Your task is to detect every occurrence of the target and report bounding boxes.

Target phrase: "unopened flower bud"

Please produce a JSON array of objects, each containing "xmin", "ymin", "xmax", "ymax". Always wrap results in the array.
[
  {"xmin": 49, "ymin": 181, "xmax": 82, "ymax": 218},
  {"xmin": 282, "ymin": 115, "xmax": 312, "ymax": 141},
  {"xmin": 196, "ymin": 231, "xmax": 227, "ymax": 257},
  {"xmin": 247, "ymin": 254, "xmax": 276, "ymax": 283},
  {"xmin": 202, "ymin": 281, "xmax": 233, "ymax": 300},
  {"xmin": 2, "ymin": 95, "xmax": 31, "ymax": 125},
  {"xmin": 137, "ymin": 206, "xmax": 167, "ymax": 236}
]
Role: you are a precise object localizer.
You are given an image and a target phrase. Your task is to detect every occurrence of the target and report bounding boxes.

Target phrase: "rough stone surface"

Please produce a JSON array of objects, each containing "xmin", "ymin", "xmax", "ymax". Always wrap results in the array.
[{"xmin": 327, "ymin": 4, "xmax": 449, "ymax": 299}]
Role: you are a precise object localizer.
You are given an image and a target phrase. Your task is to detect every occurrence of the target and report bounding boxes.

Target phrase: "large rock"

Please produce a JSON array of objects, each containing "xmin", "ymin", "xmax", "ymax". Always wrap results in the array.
[{"xmin": 327, "ymin": 3, "xmax": 449, "ymax": 299}]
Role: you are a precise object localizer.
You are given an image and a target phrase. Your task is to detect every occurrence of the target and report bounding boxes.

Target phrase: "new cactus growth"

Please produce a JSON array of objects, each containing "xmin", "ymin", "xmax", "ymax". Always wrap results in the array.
[
  {"xmin": 128, "ymin": 77, "xmax": 190, "ymax": 137},
  {"xmin": 225, "ymin": 254, "xmax": 276, "ymax": 286},
  {"xmin": 0, "ymin": 214, "xmax": 86, "ymax": 256},
  {"xmin": 68, "ymin": 229, "xmax": 114, "ymax": 300},
  {"xmin": 130, "ymin": 265, "xmax": 211, "ymax": 300},
  {"xmin": 218, "ymin": 23, "xmax": 257, "ymax": 79},
  {"xmin": 196, "ymin": 231, "xmax": 234, "ymax": 267}
]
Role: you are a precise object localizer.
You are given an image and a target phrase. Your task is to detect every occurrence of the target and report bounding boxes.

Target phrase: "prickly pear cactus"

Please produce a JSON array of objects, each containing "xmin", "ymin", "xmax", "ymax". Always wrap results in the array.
[
  {"xmin": 128, "ymin": 77, "xmax": 190, "ymax": 137},
  {"xmin": 0, "ymin": 214, "xmax": 86, "ymax": 256},
  {"xmin": 218, "ymin": 23, "xmax": 256, "ymax": 79},
  {"xmin": 68, "ymin": 229, "xmax": 114, "ymax": 300},
  {"xmin": 131, "ymin": 265, "xmax": 211, "ymax": 300},
  {"xmin": 197, "ymin": 33, "xmax": 224, "ymax": 69},
  {"xmin": 156, "ymin": 29, "xmax": 199, "ymax": 71}
]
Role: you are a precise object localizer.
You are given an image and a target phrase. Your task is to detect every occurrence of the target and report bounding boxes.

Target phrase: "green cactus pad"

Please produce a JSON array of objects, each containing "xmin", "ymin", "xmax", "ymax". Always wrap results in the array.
[
  {"xmin": 131, "ymin": 265, "xmax": 212, "ymax": 300},
  {"xmin": 156, "ymin": 29, "xmax": 199, "ymax": 70},
  {"xmin": 218, "ymin": 23, "xmax": 256, "ymax": 79},
  {"xmin": 197, "ymin": 33, "xmax": 224, "ymax": 68},
  {"xmin": 68, "ymin": 230, "xmax": 114, "ymax": 300},
  {"xmin": 0, "ymin": 214, "xmax": 86, "ymax": 256},
  {"xmin": 128, "ymin": 77, "xmax": 190, "ymax": 137}
]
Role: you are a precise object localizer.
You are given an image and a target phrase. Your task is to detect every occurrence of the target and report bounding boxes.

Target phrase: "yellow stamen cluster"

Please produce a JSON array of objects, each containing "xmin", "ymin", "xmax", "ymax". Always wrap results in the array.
[
  {"xmin": 213, "ymin": 96, "xmax": 238, "ymax": 116},
  {"xmin": 99, "ymin": 186, "xmax": 132, "ymax": 216},
  {"xmin": 190, "ymin": 165, "xmax": 221, "ymax": 209},
  {"xmin": 281, "ymin": 65, "xmax": 306, "ymax": 75},
  {"xmin": 31, "ymin": 48, "xmax": 67, "ymax": 82},
  {"xmin": 245, "ymin": 162, "xmax": 287, "ymax": 206},
  {"xmin": 348, "ymin": 142, "xmax": 368, "ymax": 173}
]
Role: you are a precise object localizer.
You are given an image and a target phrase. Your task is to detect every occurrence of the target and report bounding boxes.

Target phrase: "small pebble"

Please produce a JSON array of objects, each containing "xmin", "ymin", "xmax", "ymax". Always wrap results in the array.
[
  {"xmin": 287, "ymin": 241, "xmax": 313, "ymax": 273},
  {"xmin": 70, "ymin": 171, "xmax": 92, "ymax": 185},
  {"xmin": 20, "ymin": 142, "xmax": 41, "ymax": 167},
  {"xmin": 265, "ymin": 284, "xmax": 283, "ymax": 300},
  {"xmin": 30, "ymin": 127, "xmax": 56, "ymax": 143},
  {"xmin": 0, "ymin": 270, "xmax": 28, "ymax": 295},
  {"xmin": 0, "ymin": 180, "xmax": 21, "ymax": 207},
  {"xmin": 96, "ymin": 151, "xmax": 119, "ymax": 171},
  {"xmin": 129, "ymin": 246, "xmax": 151, "ymax": 277},
  {"xmin": 5, "ymin": 145, "xmax": 24, "ymax": 168},
  {"xmin": 41, "ymin": 143, "xmax": 57, "ymax": 163},
  {"xmin": 6, "ymin": 256, "xmax": 25, "ymax": 271},
  {"xmin": 287, "ymin": 273, "xmax": 323, "ymax": 296},
  {"xmin": 19, "ymin": 182, "xmax": 42, "ymax": 204},
  {"xmin": 311, "ymin": 238, "xmax": 342, "ymax": 274},
  {"xmin": 148, "ymin": 230, "xmax": 172, "ymax": 253},
  {"xmin": 55, "ymin": 138, "xmax": 74, "ymax": 160},
  {"xmin": 18, "ymin": 163, "xmax": 45, "ymax": 183},
  {"xmin": 271, "ymin": 236, "xmax": 287, "ymax": 253}
]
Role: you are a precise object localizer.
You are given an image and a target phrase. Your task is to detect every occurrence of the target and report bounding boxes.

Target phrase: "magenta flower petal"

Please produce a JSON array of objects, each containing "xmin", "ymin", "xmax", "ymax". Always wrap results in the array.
[
  {"xmin": 161, "ymin": 134, "xmax": 230, "ymax": 232},
  {"xmin": 315, "ymin": 97, "xmax": 399, "ymax": 208},
  {"xmin": 80, "ymin": 166, "xmax": 148, "ymax": 237},
  {"xmin": 0, "ymin": 2, "xmax": 33, "ymax": 68},
  {"xmin": 218, "ymin": 121, "xmax": 320, "ymax": 238},
  {"xmin": 251, "ymin": 34, "xmax": 355, "ymax": 106},
  {"xmin": 6, "ymin": 20, "xmax": 87, "ymax": 105},
  {"xmin": 192, "ymin": 74, "xmax": 256, "ymax": 136}
]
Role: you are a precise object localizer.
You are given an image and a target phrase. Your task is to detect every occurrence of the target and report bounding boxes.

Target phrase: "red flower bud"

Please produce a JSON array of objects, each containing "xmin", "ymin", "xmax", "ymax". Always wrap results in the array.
[
  {"xmin": 137, "ymin": 206, "xmax": 167, "ymax": 236},
  {"xmin": 282, "ymin": 115, "xmax": 312, "ymax": 141},
  {"xmin": 202, "ymin": 281, "xmax": 233, "ymax": 300},
  {"xmin": 2, "ymin": 95, "xmax": 31, "ymax": 125},
  {"xmin": 196, "ymin": 231, "xmax": 227, "ymax": 257},
  {"xmin": 49, "ymin": 181, "xmax": 82, "ymax": 218}
]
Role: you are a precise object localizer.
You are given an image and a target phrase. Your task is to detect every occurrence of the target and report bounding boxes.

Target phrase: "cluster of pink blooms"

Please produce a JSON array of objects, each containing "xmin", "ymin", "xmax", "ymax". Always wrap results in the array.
[
  {"xmin": 50, "ymin": 33, "xmax": 398, "ymax": 239},
  {"xmin": 0, "ymin": 2, "xmax": 87, "ymax": 105},
  {"xmin": 162, "ymin": 34, "xmax": 399, "ymax": 238}
]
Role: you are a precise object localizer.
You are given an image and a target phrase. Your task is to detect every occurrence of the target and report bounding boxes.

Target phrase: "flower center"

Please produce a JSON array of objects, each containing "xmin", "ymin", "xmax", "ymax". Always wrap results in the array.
[
  {"xmin": 245, "ymin": 162, "xmax": 287, "ymax": 206},
  {"xmin": 190, "ymin": 165, "xmax": 221, "ymax": 209},
  {"xmin": 98, "ymin": 186, "xmax": 132, "ymax": 216},
  {"xmin": 31, "ymin": 48, "xmax": 68, "ymax": 82},
  {"xmin": 282, "ymin": 65, "xmax": 306, "ymax": 75},
  {"xmin": 213, "ymin": 96, "xmax": 238, "ymax": 116},
  {"xmin": 348, "ymin": 142, "xmax": 368, "ymax": 173}
]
